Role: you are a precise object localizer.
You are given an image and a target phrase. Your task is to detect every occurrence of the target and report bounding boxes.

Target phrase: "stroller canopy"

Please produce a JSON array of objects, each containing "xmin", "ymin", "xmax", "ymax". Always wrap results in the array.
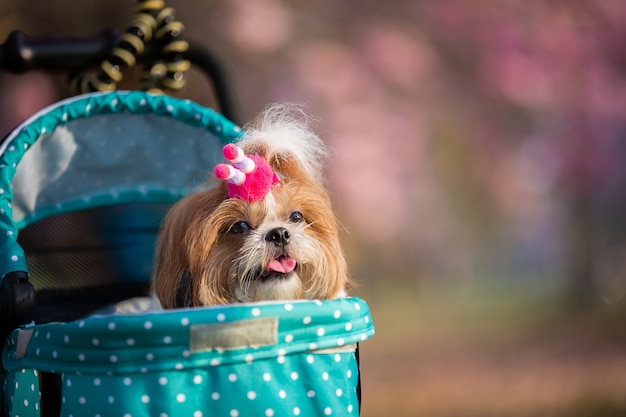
[{"xmin": 0, "ymin": 91, "xmax": 243, "ymax": 321}]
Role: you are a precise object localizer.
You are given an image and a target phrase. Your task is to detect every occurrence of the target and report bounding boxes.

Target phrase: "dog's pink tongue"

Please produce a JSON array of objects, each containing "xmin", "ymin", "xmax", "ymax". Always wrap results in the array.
[{"xmin": 267, "ymin": 257, "xmax": 296, "ymax": 273}]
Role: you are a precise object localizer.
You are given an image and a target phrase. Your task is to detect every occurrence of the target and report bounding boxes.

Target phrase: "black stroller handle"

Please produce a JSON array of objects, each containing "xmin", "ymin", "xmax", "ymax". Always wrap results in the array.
[
  {"xmin": 0, "ymin": 29, "xmax": 118, "ymax": 73},
  {"xmin": 0, "ymin": 30, "xmax": 242, "ymax": 124}
]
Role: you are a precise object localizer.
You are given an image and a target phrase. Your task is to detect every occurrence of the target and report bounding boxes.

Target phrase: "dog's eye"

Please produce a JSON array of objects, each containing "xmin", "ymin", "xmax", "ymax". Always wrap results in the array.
[
  {"xmin": 230, "ymin": 221, "xmax": 251, "ymax": 234},
  {"xmin": 288, "ymin": 211, "xmax": 304, "ymax": 223}
]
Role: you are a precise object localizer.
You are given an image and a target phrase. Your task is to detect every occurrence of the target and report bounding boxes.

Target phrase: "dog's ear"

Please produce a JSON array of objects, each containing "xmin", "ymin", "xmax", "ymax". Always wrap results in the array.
[
  {"xmin": 175, "ymin": 270, "xmax": 193, "ymax": 308},
  {"xmin": 152, "ymin": 184, "xmax": 227, "ymax": 308}
]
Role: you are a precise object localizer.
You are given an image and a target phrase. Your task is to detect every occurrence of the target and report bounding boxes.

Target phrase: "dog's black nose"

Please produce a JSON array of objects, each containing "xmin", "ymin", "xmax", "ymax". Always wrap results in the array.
[{"xmin": 266, "ymin": 227, "xmax": 290, "ymax": 246}]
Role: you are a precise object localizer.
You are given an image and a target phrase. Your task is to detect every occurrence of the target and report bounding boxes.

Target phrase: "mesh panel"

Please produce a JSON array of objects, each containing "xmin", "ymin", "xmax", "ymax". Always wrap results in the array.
[{"xmin": 17, "ymin": 203, "xmax": 171, "ymax": 322}]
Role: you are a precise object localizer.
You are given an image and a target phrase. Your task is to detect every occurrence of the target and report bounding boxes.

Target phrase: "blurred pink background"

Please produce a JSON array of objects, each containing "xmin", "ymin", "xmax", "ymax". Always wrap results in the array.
[{"xmin": 2, "ymin": 1, "xmax": 626, "ymax": 416}]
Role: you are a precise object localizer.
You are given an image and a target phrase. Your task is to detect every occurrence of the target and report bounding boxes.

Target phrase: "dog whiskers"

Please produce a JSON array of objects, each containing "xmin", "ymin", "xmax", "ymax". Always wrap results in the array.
[{"xmin": 234, "ymin": 242, "xmax": 267, "ymax": 296}]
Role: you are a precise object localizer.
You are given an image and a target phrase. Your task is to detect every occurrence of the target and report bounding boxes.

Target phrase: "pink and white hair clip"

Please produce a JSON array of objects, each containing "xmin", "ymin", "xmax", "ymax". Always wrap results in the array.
[{"xmin": 214, "ymin": 144, "xmax": 281, "ymax": 202}]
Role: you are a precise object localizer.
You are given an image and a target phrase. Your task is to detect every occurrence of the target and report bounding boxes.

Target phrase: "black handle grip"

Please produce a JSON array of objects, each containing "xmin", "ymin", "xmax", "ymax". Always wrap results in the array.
[
  {"xmin": 0, "ymin": 271, "xmax": 35, "ymax": 335},
  {"xmin": 0, "ymin": 29, "xmax": 118, "ymax": 74}
]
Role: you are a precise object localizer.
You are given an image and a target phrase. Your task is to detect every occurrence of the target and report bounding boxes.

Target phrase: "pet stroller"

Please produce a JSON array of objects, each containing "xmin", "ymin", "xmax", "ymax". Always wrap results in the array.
[{"xmin": 0, "ymin": 4, "xmax": 374, "ymax": 417}]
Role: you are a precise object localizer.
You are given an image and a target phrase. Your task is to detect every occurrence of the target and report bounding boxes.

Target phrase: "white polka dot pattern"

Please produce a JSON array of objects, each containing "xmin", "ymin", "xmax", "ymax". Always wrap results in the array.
[{"xmin": 3, "ymin": 297, "xmax": 374, "ymax": 416}]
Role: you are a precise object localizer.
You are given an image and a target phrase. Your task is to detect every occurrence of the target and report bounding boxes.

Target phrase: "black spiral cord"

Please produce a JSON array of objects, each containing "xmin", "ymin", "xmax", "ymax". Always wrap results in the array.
[{"xmin": 70, "ymin": 0, "xmax": 190, "ymax": 95}]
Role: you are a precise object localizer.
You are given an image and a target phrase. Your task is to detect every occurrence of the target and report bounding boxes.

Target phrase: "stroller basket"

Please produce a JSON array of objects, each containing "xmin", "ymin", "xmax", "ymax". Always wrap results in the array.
[
  {"xmin": 4, "ymin": 297, "xmax": 373, "ymax": 416},
  {"xmin": 0, "ymin": 91, "xmax": 375, "ymax": 416}
]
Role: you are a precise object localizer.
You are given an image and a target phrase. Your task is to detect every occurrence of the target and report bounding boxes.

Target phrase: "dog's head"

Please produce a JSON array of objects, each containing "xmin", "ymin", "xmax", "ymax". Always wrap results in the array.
[{"xmin": 153, "ymin": 105, "xmax": 349, "ymax": 307}]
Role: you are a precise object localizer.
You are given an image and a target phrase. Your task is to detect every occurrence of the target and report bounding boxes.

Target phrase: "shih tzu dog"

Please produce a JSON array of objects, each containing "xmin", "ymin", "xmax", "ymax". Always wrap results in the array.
[{"xmin": 152, "ymin": 105, "xmax": 350, "ymax": 308}]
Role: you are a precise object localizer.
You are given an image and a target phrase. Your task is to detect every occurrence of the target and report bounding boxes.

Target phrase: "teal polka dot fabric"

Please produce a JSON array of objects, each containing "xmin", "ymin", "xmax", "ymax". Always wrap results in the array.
[
  {"xmin": 3, "ymin": 297, "xmax": 375, "ymax": 416},
  {"xmin": 0, "ymin": 91, "xmax": 243, "ymax": 279}
]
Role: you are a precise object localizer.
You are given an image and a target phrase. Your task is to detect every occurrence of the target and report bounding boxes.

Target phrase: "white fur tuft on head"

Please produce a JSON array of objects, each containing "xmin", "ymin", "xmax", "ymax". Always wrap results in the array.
[{"xmin": 237, "ymin": 103, "xmax": 328, "ymax": 184}]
